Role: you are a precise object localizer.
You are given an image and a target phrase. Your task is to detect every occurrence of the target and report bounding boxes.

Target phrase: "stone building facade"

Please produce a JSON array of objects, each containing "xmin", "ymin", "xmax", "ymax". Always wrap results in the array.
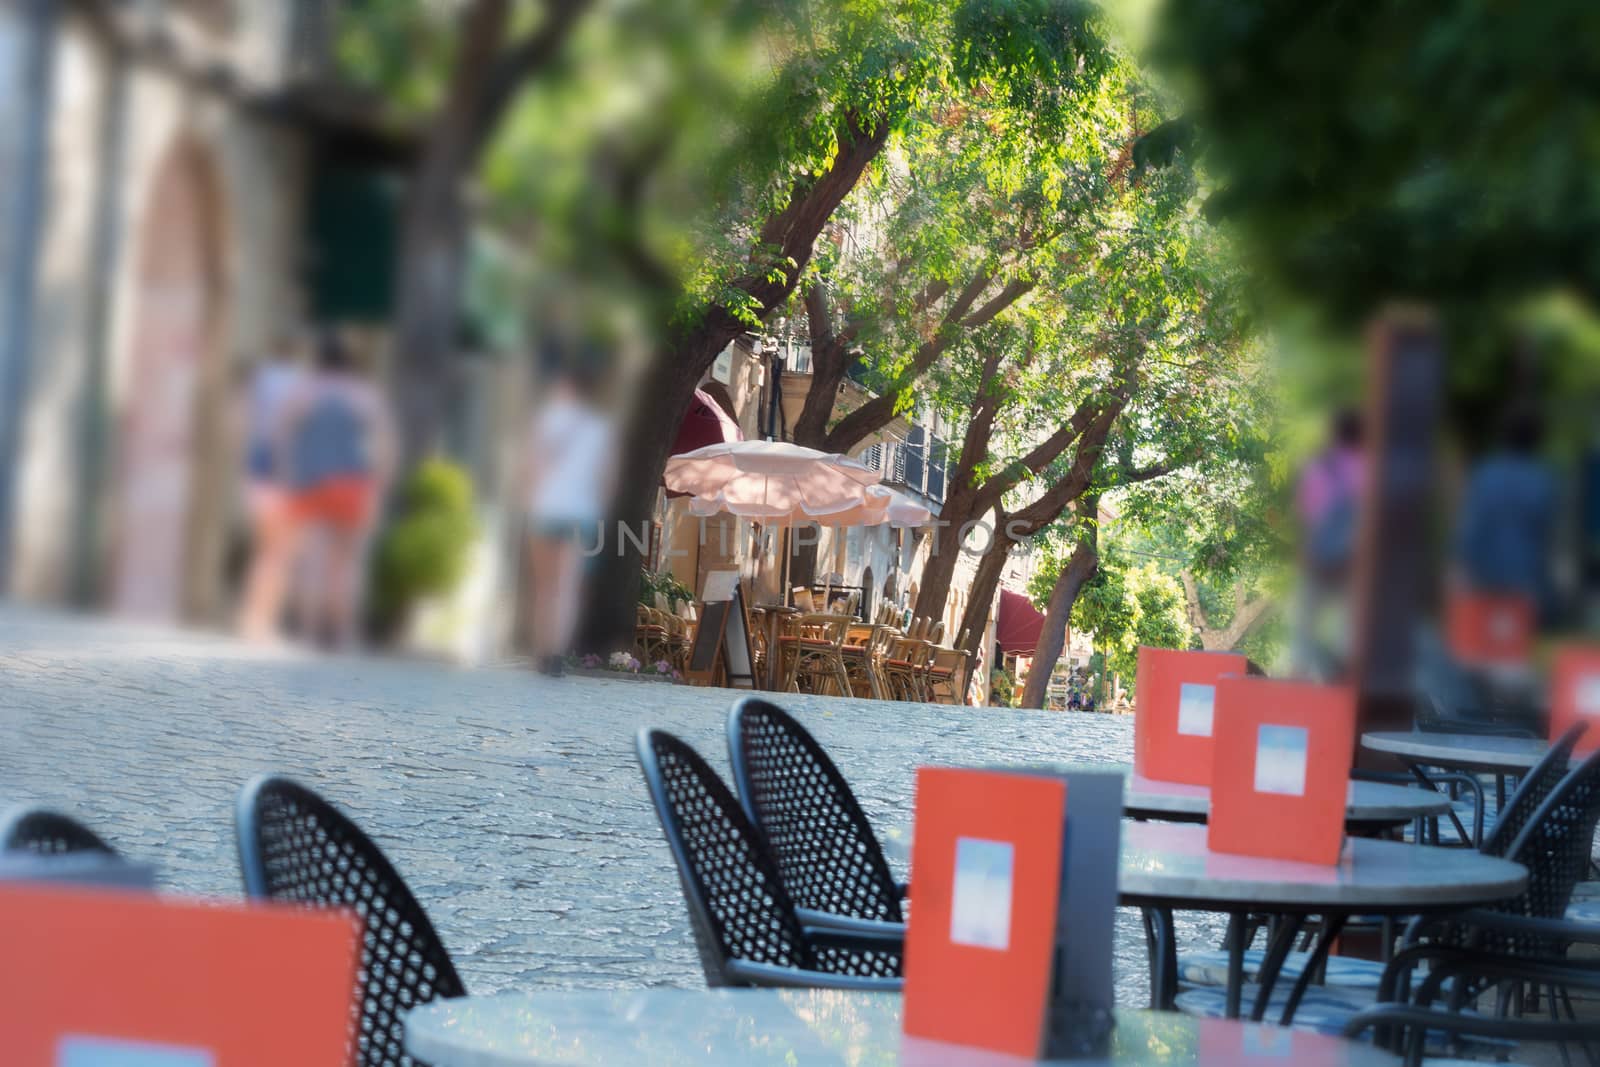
[{"xmin": 0, "ymin": 1, "xmax": 333, "ymax": 623}]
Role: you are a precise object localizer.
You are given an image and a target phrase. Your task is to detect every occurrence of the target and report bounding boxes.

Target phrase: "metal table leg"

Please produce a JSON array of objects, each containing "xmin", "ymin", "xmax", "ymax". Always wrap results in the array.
[{"xmin": 1250, "ymin": 914, "xmax": 1307, "ymax": 1021}]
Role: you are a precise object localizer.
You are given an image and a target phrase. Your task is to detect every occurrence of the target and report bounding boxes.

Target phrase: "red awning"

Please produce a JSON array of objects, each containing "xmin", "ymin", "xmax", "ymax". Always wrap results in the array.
[
  {"xmin": 995, "ymin": 588, "xmax": 1046, "ymax": 655},
  {"xmin": 671, "ymin": 389, "xmax": 743, "ymax": 457},
  {"xmin": 665, "ymin": 390, "xmax": 744, "ymax": 497}
]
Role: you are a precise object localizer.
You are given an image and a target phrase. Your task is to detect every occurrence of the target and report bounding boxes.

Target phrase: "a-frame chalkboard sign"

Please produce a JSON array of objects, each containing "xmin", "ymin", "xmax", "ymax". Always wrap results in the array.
[{"xmin": 685, "ymin": 570, "xmax": 758, "ymax": 689}]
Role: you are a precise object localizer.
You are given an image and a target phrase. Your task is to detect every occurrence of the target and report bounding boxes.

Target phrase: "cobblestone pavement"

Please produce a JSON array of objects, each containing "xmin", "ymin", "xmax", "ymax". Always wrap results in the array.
[{"xmin": 0, "ymin": 605, "xmax": 1222, "ymax": 1003}]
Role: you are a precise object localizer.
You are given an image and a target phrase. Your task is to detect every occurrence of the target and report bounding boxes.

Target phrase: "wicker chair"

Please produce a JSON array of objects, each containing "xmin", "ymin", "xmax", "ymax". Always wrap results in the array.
[
  {"xmin": 880, "ymin": 630, "xmax": 933, "ymax": 701},
  {"xmin": 928, "ymin": 628, "xmax": 972, "ymax": 705},
  {"xmin": 726, "ymin": 698, "xmax": 906, "ymax": 934},
  {"xmin": 635, "ymin": 729, "xmax": 903, "ymax": 989},
  {"xmin": 236, "ymin": 775, "xmax": 465, "ymax": 1067},
  {"xmin": 783, "ymin": 614, "xmax": 853, "ymax": 695},
  {"xmin": 840, "ymin": 621, "xmax": 888, "ymax": 698},
  {"xmin": 0, "ymin": 806, "xmax": 115, "ymax": 855},
  {"xmin": 634, "ymin": 604, "xmax": 672, "ymax": 666}
]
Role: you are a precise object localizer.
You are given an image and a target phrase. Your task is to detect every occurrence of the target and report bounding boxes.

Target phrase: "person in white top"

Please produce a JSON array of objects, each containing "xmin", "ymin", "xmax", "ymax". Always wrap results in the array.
[{"xmin": 522, "ymin": 347, "xmax": 618, "ymax": 674}]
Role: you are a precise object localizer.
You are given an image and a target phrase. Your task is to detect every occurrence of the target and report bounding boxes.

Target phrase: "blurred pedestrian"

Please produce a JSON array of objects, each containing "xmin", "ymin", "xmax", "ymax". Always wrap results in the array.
[
  {"xmin": 279, "ymin": 329, "xmax": 394, "ymax": 649},
  {"xmin": 1292, "ymin": 408, "xmax": 1366, "ymax": 677},
  {"xmin": 1454, "ymin": 407, "xmax": 1558, "ymax": 620},
  {"xmin": 236, "ymin": 336, "xmax": 305, "ymax": 642},
  {"xmin": 521, "ymin": 342, "xmax": 617, "ymax": 675}
]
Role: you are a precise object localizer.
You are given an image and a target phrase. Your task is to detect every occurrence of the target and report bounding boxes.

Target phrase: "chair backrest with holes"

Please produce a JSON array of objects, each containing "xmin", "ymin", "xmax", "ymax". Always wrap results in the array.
[
  {"xmin": 235, "ymin": 776, "xmax": 464, "ymax": 1067},
  {"xmin": 1502, "ymin": 747, "xmax": 1600, "ymax": 926},
  {"xmin": 0, "ymin": 807, "xmax": 116, "ymax": 856},
  {"xmin": 727, "ymin": 698, "xmax": 903, "ymax": 924},
  {"xmin": 635, "ymin": 729, "xmax": 819, "ymax": 985},
  {"xmin": 1482, "ymin": 722, "xmax": 1586, "ymax": 857}
]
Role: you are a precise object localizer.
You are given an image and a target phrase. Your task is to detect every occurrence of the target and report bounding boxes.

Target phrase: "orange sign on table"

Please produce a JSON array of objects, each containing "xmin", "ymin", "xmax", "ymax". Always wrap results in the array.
[
  {"xmin": 1550, "ymin": 645, "xmax": 1600, "ymax": 755},
  {"xmin": 903, "ymin": 767, "xmax": 1066, "ymax": 1058},
  {"xmin": 0, "ymin": 884, "xmax": 360, "ymax": 1066},
  {"xmin": 1446, "ymin": 590, "xmax": 1535, "ymax": 667},
  {"xmin": 1133, "ymin": 647, "xmax": 1249, "ymax": 786},
  {"xmin": 1207, "ymin": 677, "xmax": 1357, "ymax": 866},
  {"xmin": 902, "ymin": 766, "xmax": 1123, "ymax": 1059}
]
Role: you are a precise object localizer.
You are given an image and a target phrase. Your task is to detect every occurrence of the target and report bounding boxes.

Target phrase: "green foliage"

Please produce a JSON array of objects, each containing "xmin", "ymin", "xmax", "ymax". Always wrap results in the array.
[
  {"xmin": 333, "ymin": 0, "xmax": 460, "ymax": 119},
  {"xmin": 638, "ymin": 568, "xmax": 693, "ymax": 610},
  {"xmin": 988, "ymin": 666, "xmax": 1017, "ymax": 708},
  {"xmin": 1151, "ymin": 0, "xmax": 1600, "ymax": 322},
  {"xmin": 1057, "ymin": 549, "xmax": 1194, "ymax": 686},
  {"xmin": 370, "ymin": 459, "xmax": 480, "ymax": 632}
]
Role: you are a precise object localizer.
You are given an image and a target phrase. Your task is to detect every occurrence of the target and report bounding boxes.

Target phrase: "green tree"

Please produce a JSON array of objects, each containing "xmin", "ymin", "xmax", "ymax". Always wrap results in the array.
[
  {"xmin": 1050, "ymin": 547, "xmax": 1192, "ymax": 695},
  {"xmin": 1148, "ymin": 0, "xmax": 1600, "ymax": 323},
  {"xmin": 336, "ymin": 0, "xmax": 592, "ymax": 464},
  {"xmin": 558, "ymin": 0, "xmax": 1119, "ymax": 650}
]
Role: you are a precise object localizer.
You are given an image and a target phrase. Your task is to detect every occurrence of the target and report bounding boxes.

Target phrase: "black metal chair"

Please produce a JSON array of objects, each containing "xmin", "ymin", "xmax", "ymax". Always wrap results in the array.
[
  {"xmin": 636, "ymin": 728, "xmax": 903, "ymax": 990},
  {"xmin": 726, "ymin": 697, "xmax": 905, "ymax": 934},
  {"xmin": 0, "ymin": 806, "xmax": 116, "ymax": 855},
  {"xmin": 1347, "ymin": 983, "xmax": 1600, "ymax": 1067},
  {"xmin": 1378, "ymin": 747, "xmax": 1600, "ymax": 1057},
  {"xmin": 1479, "ymin": 722, "xmax": 1586, "ymax": 858},
  {"xmin": 236, "ymin": 775, "xmax": 465, "ymax": 1067}
]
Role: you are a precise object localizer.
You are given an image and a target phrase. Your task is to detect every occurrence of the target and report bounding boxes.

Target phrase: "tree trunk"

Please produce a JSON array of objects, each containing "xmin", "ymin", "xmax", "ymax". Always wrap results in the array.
[
  {"xmin": 390, "ymin": 0, "xmax": 515, "ymax": 467},
  {"xmin": 392, "ymin": 197, "xmax": 472, "ymax": 466},
  {"xmin": 389, "ymin": 0, "xmax": 591, "ymax": 467},
  {"xmin": 956, "ymin": 520, "xmax": 1014, "ymax": 669},
  {"xmin": 577, "ymin": 116, "xmax": 890, "ymax": 652},
  {"xmin": 1020, "ymin": 502, "xmax": 1099, "ymax": 709},
  {"xmin": 578, "ymin": 350, "xmax": 705, "ymax": 652},
  {"xmin": 913, "ymin": 484, "xmax": 981, "ymax": 622},
  {"xmin": 1179, "ymin": 571, "xmax": 1274, "ymax": 652}
]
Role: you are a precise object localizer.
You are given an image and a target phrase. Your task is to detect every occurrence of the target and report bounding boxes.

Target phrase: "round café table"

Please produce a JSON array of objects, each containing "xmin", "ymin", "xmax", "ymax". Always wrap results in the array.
[
  {"xmin": 1360, "ymin": 731, "xmax": 1551, "ymax": 775},
  {"xmin": 1361, "ymin": 731, "xmax": 1556, "ymax": 837},
  {"xmin": 405, "ymin": 988, "xmax": 1404, "ymax": 1066},
  {"xmin": 877, "ymin": 771, "xmax": 1449, "ymax": 861},
  {"xmin": 1120, "ymin": 822, "xmax": 1526, "ymax": 1025},
  {"xmin": 1122, "ymin": 773, "xmax": 1449, "ymax": 832}
]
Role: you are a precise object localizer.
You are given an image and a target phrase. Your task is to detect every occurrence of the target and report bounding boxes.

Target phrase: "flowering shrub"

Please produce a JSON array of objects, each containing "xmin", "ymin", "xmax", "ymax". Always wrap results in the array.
[{"xmin": 565, "ymin": 650, "xmax": 679, "ymax": 681}]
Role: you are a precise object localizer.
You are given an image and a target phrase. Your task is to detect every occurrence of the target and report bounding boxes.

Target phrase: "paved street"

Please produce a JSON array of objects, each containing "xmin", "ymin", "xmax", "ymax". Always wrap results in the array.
[{"xmin": 0, "ymin": 605, "xmax": 1193, "ymax": 1001}]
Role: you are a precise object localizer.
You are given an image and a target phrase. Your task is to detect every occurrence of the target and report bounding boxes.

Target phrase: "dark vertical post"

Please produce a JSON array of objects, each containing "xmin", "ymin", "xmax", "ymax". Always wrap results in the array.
[
  {"xmin": 1351, "ymin": 310, "xmax": 1444, "ymax": 753},
  {"xmin": 71, "ymin": 32, "xmax": 130, "ymax": 606},
  {"xmin": 0, "ymin": 0, "xmax": 58, "ymax": 591}
]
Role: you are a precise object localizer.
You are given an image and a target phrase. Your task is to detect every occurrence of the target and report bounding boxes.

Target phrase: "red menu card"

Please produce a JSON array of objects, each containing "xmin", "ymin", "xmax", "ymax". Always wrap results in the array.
[
  {"xmin": 1551, "ymin": 645, "xmax": 1600, "ymax": 755},
  {"xmin": 0, "ymin": 884, "xmax": 360, "ymax": 1065},
  {"xmin": 902, "ymin": 767, "xmax": 1123, "ymax": 1059},
  {"xmin": 1134, "ymin": 647, "xmax": 1249, "ymax": 786},
  {"xmin": 903, "ymin": 768, "xmax": 1066, "ymax": 1058},
  {"xmin": 1207, "ymin": 677, "xmax": 1357, "ymax": 865},
  {"xmin": 1446, "ymin": 590, "xmax": 1535, "ymax": 667}
]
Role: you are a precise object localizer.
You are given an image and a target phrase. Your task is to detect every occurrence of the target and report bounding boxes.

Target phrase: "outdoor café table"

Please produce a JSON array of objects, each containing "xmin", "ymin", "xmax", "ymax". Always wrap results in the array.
[
  {"xmin": 877, "ymin": 768, "xmax": 1449, "ymax": 853},
  {"xmin": 1121, "ymin": 822, "xmax": 1526, "ymax": 1025},
  {"xmin": 1360, "ymin": 731, "xmax": 1551, "ymax": 776},
  {"xmin": 1122, "ymin": 773, "xmax": 1449, "ymax": 833},
  {"xmin": 404, "ymin": 988, "xmax": 1404, "ymax": 1066},
  {"xmin": 754, "ymin": 603, "xmax": 800, "ymax": 691},
  {"xmin": 1361, "ymin": 730, "xmax": 1557, "ymax": 831}
]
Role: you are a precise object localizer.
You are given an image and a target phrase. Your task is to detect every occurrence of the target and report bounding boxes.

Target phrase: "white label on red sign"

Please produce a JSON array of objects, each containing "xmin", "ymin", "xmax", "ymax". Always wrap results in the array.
[
  {"xmin": 950, "ymin": 837, "xmax": 1014, "ymax": 951},
  {"xmin": 1254, "ymin": 725, "xmax": 1310, "ymax": 797},
  {"xmin": 58, "ymin": 1037, "xmax": 214, "ymax": 1067},
  {"xmin": 1177, "ymin": 683, "xmax": 1216, "ymax": 736}
]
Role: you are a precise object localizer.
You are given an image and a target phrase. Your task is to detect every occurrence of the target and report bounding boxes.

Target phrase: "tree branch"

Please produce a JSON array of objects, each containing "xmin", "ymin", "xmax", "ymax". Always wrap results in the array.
[{"xmin": 467, "ymin": 0, "xmax": 592, "ymax": 160}]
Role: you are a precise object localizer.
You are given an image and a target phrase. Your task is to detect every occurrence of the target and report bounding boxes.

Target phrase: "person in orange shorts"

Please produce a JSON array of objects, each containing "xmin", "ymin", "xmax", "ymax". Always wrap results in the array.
[
  {"xmin": 236, "ymin": 337, "xmax": 305, "ymax": 641},
  {"xmin": 277, "ymin": 330, "xmax": 393, "ymax": 649}
]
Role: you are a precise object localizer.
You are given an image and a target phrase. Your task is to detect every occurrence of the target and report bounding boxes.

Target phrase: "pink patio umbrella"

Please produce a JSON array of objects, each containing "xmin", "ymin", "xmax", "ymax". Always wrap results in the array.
[
  {"xmin": 755, "ymin": 483, "xmax": 933, "ymax": 529},
  {"xmin": 666, "ymin": 441, "xmax": 882, "ymax": 521}
]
